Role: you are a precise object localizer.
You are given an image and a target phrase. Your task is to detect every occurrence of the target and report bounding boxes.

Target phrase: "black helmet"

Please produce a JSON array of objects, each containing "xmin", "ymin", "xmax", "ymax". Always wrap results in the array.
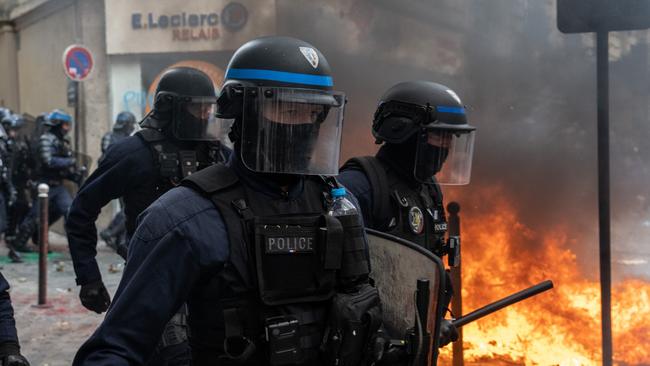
[
  {"xmin": 143, "ymin": 67, "xmax": 218, "ymax": 141},
  {"xmin": 114, "ymin": 111, "xmax": 136, "ymax": 134},
  {"xmin": 217, "ymin": 36, "xmax": 346, "ymax": 175},
  {"xmin": 373, "ymin": 81, "xmax": 476, "ymax": 185}
]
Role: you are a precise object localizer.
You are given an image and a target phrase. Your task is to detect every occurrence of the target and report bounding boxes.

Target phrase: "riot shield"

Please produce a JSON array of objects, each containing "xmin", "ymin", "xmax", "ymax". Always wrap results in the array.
[{"xmin": 366, "ymin": 228, "xmax": 447, "ymax": 366}]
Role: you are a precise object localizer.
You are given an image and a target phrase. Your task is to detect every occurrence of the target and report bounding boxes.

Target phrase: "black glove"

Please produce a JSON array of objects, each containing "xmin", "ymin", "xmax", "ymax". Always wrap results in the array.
[
  {"xmin": 438, "ymin": 319, "xmax": 459, "ymax": 347},
  {"xmin": 0, "ymin": 342, "xmax": 29, "ymax": 366},
  {"xmin": 68, "ymin": 166, "xmax": 87, "ymax": 186},
  {"xmin": 79, "ymin": 280, "xmax": 111, "ymax": 314},
  {"xmin": 2, "ymin": 354, "xmax": 30, "ymax": 366}
]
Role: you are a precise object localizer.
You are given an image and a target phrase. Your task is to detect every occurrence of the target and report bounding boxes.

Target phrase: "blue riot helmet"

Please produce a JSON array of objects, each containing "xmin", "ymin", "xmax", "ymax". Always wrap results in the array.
[
  {"xmin": 372, "ymin": 81, "xmax": 476, "ymax": 185},
  {"xmin": 216, "ymin": 36, "xmax": 346, "ymax": 176},
  {"xmin": 45, "ymin": 109, "xmax": 73, "ymax": 135}
]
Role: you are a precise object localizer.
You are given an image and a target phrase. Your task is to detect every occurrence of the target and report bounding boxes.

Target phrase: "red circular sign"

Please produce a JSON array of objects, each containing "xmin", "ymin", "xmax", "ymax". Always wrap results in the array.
[{"xmin": 62, "ymin": 45, "xmax": 94, "ymax": 81}]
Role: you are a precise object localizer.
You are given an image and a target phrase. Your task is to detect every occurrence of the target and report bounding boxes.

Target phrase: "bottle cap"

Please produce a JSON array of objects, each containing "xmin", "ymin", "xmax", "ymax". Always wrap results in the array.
[{"xmin": 331, "ymin": 187, "xmax": 346, "ymax": 197}]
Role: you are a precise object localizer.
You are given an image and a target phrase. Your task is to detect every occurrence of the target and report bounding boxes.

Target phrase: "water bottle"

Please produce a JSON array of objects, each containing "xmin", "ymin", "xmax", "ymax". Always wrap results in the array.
[{"xmin": 328, "ymin": 187, "xmax": 358, "ymax": 217}]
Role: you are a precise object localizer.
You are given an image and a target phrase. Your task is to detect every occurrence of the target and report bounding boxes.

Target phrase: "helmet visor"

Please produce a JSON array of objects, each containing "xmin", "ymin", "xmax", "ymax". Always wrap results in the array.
[
  {"xmin": 240, "ymin": 87, "xmax": 345, "ymax": 175},
  {"xmin": 173, "ymin": 96, "xmax": 225, "ymax": 141},
  {"xmin": 414, "ymin": 129, "xmax": 476, "ymax": 185}
]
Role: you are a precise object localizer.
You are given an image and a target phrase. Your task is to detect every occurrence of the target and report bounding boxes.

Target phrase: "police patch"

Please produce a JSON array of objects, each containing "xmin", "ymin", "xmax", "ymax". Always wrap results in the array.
[
  {"xmin": 299, "ymin": 47, "xmax": 319, "ymax": 69},
  {"xmin": 434, "ymin": 222, "xmax": 448, "ymax": 233},
  {"xmin": 408, "ymin": 206, "xmax": 424, "ymax": 234},
  {"xmin": 265, "ymin": 235, "xmax": 315, "ymax": 254}
]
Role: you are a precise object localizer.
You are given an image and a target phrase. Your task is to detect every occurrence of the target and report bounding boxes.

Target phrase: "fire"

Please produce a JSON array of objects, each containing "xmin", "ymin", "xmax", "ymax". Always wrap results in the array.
[{"xmin": 439, "ymin": 186, "xmax": 650, "ymax": 365}]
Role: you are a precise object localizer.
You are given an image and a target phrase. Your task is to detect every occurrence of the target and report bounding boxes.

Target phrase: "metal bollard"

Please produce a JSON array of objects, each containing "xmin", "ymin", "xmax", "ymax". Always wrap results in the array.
[
  {"xmin": 447, "ymin": 202, "xmax": 463, "ymax": 366},
  {"xmin": 34, "ymin": 183, "xmax": 52, "ymax": 308}
]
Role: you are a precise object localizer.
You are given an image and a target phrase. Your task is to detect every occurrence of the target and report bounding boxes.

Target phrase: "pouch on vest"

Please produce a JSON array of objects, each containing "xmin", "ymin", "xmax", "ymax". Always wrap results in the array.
[
  {"xmin": 323, "ymin": 282, "xmax": 383, "ymax": 366},
  {"xmin": 158, "ymin": 151, "xmax": 178, "ymax": 178},
  {"xmin": 336, "ymin": 214, "xmax": 370, "ymax": 278},
  {"xmin": 253, "ymin": 214, "xmax": 340, "ymax": 306}
]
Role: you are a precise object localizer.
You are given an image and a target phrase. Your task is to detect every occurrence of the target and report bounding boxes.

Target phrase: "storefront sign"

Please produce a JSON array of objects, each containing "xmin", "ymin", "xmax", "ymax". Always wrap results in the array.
[{"xmin": 105, "ymin": 0, "xmax": 275, "ymax": 54}]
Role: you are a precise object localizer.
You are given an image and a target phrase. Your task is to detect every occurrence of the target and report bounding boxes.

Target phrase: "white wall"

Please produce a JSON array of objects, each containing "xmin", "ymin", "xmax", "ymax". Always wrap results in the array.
[{"xmin": 108, "ymin": 55, "xmax": 143, "ymax": 126}]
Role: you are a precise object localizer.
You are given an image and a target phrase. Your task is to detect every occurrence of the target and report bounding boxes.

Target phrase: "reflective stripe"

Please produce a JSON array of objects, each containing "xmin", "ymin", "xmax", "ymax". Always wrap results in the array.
[
  {"xmin": 226, "ymin": 68, "xmax": 333, "ymax": 87},
  {"xmin": 437, "ymin": 106, "xmax": 466, "ymax": 115}
]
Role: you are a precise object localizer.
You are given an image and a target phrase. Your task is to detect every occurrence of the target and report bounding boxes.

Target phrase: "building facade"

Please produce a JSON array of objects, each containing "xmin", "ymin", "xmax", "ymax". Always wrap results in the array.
[{"xmin": 0, "ymin": 0, "xmax": 276, "ymax": 163}]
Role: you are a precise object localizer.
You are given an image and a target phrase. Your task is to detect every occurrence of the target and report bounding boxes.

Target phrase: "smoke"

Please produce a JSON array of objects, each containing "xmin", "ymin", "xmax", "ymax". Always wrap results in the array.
[{"xmin": 276, "ymin": 0, "xmax": 650, "ymax": 280}]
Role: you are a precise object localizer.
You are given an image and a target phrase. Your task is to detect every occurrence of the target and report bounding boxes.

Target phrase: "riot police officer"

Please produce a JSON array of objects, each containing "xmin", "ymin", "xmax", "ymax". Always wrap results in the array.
[
  {"xmin": 73, "ymin": 36, "xmax": 382, "ymax": 366},
  {"xmin": 97, "ymin": 111, "xmax": 137, "ymax": 254},
  {"xmin": 338, "ymin": 81, "xmax": 476, "ymax": 347},
  {"xmin": 0, "ymin": 115, "xmax": 17, "ymax": 232},
  {"xmin": 0, "ymin": 272, "xmax": 30, "ymax": 366},
  {"xmin": 66, "ymin": 67, "xmax": 230, "ymax": 365},
  {"xmin": 0, "ymin": 116, "xmax": 18, "ymax": 261},
  {"xmin": 9, "ymin": 110, "xmax": 78, "ymax": 252},
  {"xmin": 0, "ymin": 114, "xmax": 28, "ymax": 262},
  {"xmin": 100, "ymin": 111, "xmax": 136, "ymax": 155}
]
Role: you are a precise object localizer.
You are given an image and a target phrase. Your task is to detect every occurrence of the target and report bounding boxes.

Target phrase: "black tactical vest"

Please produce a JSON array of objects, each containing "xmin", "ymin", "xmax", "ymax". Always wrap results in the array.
[
  {"xmin": 123, "ymin": 129, "xmax": 224, "ymax": 236},
  {"xmin": 341, "ymin": 156, "xmax": 448, "ymax": 257},
  {"xmin": 182, "ymin": 164, "xmax": 370, "ymax": 366},
  {"xmin": 136, "ymin": 128, "xmax": 225, "ymax": 192}
]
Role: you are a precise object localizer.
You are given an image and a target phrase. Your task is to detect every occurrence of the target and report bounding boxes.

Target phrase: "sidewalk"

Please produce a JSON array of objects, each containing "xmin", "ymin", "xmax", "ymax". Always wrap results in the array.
[{"xmin": 1, "ymin": 232, "xmax": 123, "ymax": 366}]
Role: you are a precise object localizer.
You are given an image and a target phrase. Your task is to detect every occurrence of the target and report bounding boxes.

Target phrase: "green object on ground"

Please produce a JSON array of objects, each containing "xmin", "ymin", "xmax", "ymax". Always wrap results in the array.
[{"xmin": 0, "ymin": 252, "xmax": 64, "ymax": 264}]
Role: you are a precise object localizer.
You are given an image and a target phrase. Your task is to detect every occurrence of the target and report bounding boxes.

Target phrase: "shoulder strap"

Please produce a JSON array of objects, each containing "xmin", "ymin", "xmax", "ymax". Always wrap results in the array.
[
  {"xmin": 135, "ymin": 128, "xmax": 166, "ymax": 143},
  {"xmin": 181, "ymin": 164, "xmax": 239, "ymax": 194},
  {"xmin": 341, "ymin": 156, "xmax": 391, "ymax": 229},
  {"xmin": 428, "ymin": 176, "xmax": 444, "ymax": 206},
  {"xmin": 181, "ymin": 165, "xmax": 254, "ymax": 289}
]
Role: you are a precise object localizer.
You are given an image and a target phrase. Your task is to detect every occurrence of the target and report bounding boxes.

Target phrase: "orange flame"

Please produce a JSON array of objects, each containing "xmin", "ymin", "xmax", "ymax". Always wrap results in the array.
[{"xmin": 439, "ymin": 186, "xmax": 650, "ymax": 365}]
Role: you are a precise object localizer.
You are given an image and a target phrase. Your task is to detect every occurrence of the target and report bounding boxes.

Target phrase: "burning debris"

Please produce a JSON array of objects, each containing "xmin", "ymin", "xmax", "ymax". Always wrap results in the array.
[{"xmin": 440, "ymin": 187, "xmax": 650, "ymax": 365}]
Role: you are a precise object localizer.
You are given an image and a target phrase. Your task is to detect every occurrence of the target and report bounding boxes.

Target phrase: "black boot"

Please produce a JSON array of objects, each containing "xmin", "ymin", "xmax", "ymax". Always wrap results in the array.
[
  {"xmin": 7, "ymin": 248, "xmax": 22, "ymax": 263},
  {"xmin": 12, "ymin": 218, "xmax": 37, "ymax": 253}
]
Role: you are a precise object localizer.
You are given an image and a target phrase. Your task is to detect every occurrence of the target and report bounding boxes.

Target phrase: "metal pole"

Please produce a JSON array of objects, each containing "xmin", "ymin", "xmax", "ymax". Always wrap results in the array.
[
  {"xmin": 73, "ymin": 81, "xmax": 80, "ymax": 151},
  {"xmin": 36, "ymin": 184, "xmax": 50, "ymax": 308},
  {"xmin": 415, "ymin": 279, "xmax": 430, "ymax": 366},
  {"xmin": 447, "ymin": 202, "xmax": 463, "ymax": 366},
  {"xmin": 596, "ymin": 30, "xmax": 613, "ymax": 366},
  {"xmin": 451, "ymin": 280, "xmax": 554, "ymax": 328}
]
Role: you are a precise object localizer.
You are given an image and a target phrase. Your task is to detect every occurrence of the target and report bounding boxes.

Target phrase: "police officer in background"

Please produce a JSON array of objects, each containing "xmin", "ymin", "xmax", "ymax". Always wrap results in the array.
[
  {"xmin": 66, "ymin": 67, "xmax": 229, "ymax": 365},
  {"xmin": 8, "ymin": 109, "xmax": 79, "ymax": 253},
  {"xmin": 0, "ymin": 113, "xmax": 28, "ymax": 263},
  {"xmin": 338, "ymin": 81, "xmax": 476, "ymax": 348},
  {"xmin": 73, "ymin": 36, "xmax": 383, "ymax": 366},
  {"xmin": 0, "ymin": 272, "xmax": 30, "ymax": 366},
  {"xmin": 97, "ymin": 111, "xmax": 137, "ymax": 254},
  {"xmin": 0, "ymin": 110, "xmax": 17, "ymax": 222},
  {"xmin": 100, "ymin": 111, "xmax": 136, "ymax": 155}
]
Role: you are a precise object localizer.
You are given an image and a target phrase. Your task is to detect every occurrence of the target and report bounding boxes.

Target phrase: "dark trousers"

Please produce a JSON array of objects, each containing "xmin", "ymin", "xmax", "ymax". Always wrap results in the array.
[{"xmin": 12, "ymin": 185, "xmax": 72, "ymax": 249}]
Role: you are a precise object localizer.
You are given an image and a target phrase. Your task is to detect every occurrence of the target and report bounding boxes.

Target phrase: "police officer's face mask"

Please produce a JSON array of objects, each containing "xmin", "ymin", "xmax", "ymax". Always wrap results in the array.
[
  {"xmin": 172, "ymin": 97, "xmax": 222, "ymax": 141},
  {"xmin": 259, "ymin": 109, "xmax": 319, "ymax": 173},
  {"xmin": 60, "ymin": 121, "xmax": 72, "ymax": 135},
  {"xmin": 240, "ymin": 87, "xmax": 345, "ymax": 176},
  {"xmin": 414, "ymin": 129, "xmax": 475, "ymax": 185}
]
